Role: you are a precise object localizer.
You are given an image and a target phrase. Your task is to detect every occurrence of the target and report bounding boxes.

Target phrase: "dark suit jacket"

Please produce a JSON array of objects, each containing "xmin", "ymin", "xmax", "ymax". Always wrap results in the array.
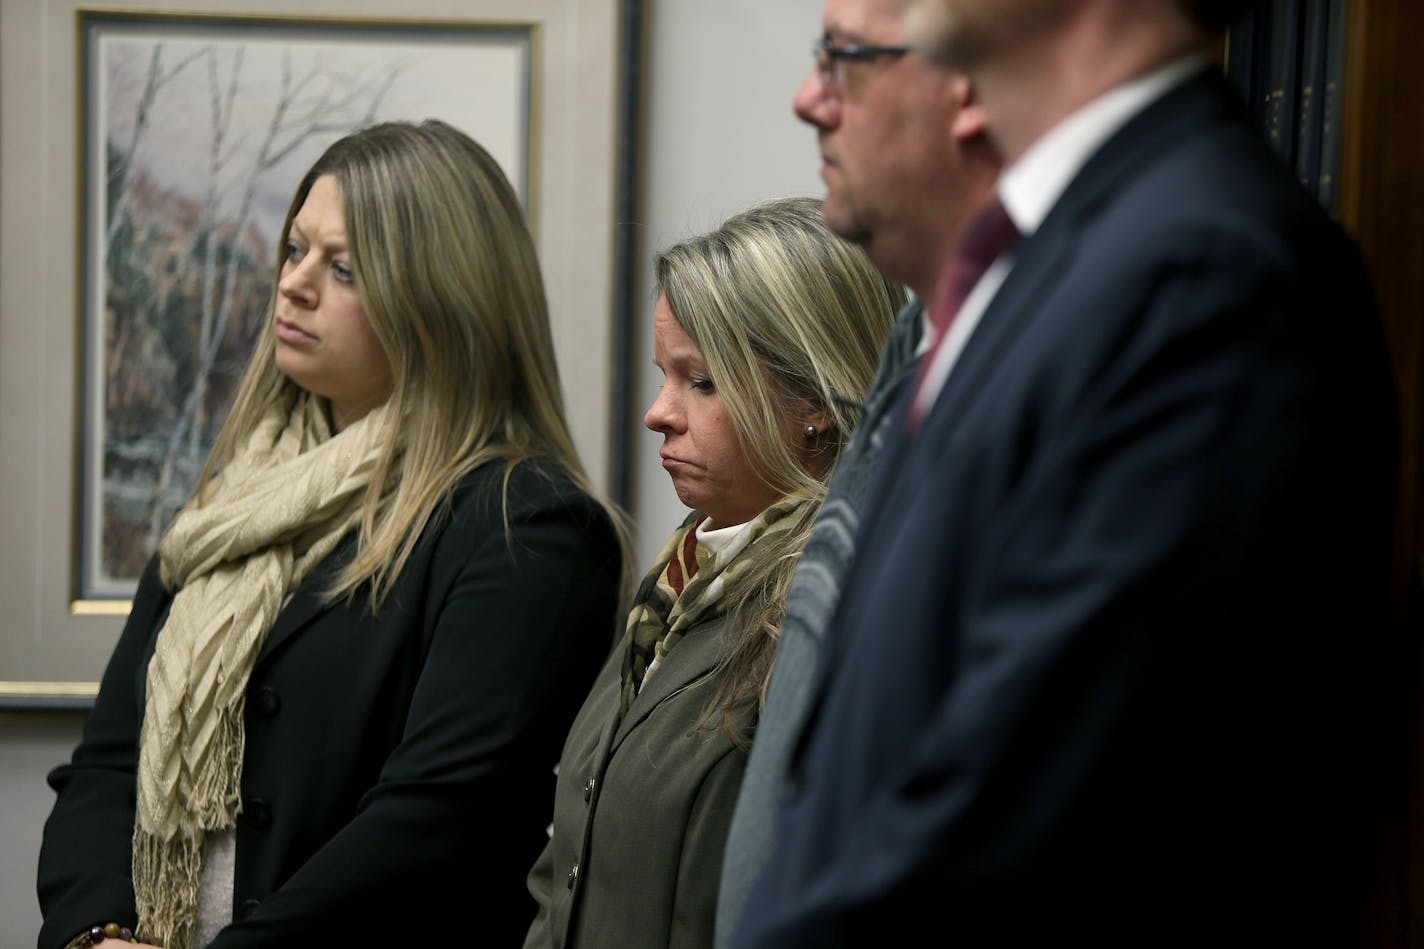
[
  {"xmin": 736, "ymin": 71, "xmax": 1398, "ymax": 947},
  {"xmin": 524, "ymin": 608, "xmax": 752, "ymax": 949},
  {"xmin": 38, "ymin": 461, "xmax": 622, "ymax": 949}
]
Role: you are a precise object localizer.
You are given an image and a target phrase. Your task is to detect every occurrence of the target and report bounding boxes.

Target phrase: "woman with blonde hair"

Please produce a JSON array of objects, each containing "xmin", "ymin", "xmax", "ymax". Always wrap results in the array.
[
  {"xmin": 39, "ymin": 120, "xmax": 623, "ymax": 949},
  {"xmin": 524, "ymin": 196, "xmax": 904, "ymax": 949}
]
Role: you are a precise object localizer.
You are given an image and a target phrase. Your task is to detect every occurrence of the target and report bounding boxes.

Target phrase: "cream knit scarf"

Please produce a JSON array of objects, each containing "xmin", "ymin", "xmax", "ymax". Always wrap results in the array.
[{"xmin": 133, "ymin": 392, "xmax": 392, "ymax": 949}]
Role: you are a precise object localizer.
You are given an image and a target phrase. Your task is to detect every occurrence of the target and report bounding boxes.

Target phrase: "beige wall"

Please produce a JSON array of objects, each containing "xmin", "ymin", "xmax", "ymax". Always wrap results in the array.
[
  {"xmin": 0, "ymin": 0, "xmax": 828, "ymax": 934},
  {"xmin": 2, "ymin": 717, "xmax": 84, "ymax": 929}
]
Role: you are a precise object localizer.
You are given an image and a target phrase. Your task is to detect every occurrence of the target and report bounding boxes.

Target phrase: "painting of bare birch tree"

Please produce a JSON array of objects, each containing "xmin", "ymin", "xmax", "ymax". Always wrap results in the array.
[{"xmin": 77, "ymin": 14, "xmax": 531, "ymax": 598}]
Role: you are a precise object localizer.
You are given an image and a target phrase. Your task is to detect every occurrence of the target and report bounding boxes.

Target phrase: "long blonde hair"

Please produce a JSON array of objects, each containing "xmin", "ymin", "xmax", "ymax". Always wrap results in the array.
[
  {"xmin": 655, "ymin": 196, "xmax": 905, "ymax": 740},
  {"xmin": 194, "ymin": 119, "xmax": 615, "ymax": 609}
]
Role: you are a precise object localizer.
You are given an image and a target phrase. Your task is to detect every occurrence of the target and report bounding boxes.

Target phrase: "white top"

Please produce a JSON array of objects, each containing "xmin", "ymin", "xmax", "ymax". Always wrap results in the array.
[
  {"xmin": 694, "ymin": 515, "xmax": 753, "ymax": 557},
  {"xmin": 196, "ymin": 828, "xmax": 236, "ymax": 945},
  {"xmin": 911, "ymin": 54, "xmax": 1209, "ymax": 419}
]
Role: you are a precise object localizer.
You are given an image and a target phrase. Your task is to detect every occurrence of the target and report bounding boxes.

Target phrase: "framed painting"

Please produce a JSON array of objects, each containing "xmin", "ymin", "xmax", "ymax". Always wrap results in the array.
[
  {"xmin": 0, "ymin": 0, "xmax": 640, "ymax": 708},
  {"xmin": 77, "ymin": 12, "xmax": 535, "ymax": 602}
]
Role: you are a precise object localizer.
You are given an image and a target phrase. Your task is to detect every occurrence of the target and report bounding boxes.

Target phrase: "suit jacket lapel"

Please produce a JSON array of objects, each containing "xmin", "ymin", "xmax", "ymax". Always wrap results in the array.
[
  {"xmin": 609, "ymin": 616, "xmax": 724, "ymax": 754},
  {"xmin": 915, "ymin": 70, "xmax": 1236, "ymax": 450},
  {"xmin": 914, "ymin": 230, "xmax": 1077, "ymax": 447}
]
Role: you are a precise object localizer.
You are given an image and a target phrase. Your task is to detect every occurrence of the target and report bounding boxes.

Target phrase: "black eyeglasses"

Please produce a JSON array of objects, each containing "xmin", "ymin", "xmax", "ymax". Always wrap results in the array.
[{"xmin": 812, "ymin": 35, "xmax": 911, "ymax": 88}]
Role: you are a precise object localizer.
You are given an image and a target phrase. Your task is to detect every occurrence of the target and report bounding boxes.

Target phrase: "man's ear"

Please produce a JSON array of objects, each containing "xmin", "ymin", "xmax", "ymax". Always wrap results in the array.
[{"xmin": 950, "ymin": 75, "xmax": 989, "ymax": 141}]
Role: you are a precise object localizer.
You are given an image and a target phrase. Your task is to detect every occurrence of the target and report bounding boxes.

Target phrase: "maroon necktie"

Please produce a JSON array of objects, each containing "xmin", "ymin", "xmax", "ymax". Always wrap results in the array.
[{"xmin": 906, "ymin": 198, "xmax": 1019, "ymax": 432}]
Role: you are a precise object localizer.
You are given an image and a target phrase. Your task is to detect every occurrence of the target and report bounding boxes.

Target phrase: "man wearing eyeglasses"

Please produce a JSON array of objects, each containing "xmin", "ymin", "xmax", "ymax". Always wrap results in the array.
[
  {"xmin": 714, "ymin": 1, "xmax": 999, "ymax": 946},
  {"xmin": 733, "ymin": 0, "xmax": 1397, "ymax": 946}
]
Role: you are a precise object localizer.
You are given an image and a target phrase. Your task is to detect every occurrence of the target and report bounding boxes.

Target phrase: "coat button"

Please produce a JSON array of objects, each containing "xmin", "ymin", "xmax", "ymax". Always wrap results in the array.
[
  {"xmin": 566, "ymin": 864, "xmax": 580, "ymax": 890},
  {"xmin": 236, "ymin": 898, "xmax": 262, "ymax": 920},
  {"xmin": 242, "ymin": 798, "xmax": 272, "ymax": 828},
  {"xmin": 583, "ymin": 776, "xmax": 596, "ymax": 803},
  {"xmin": 253, "ymin": 687, "xmax": 281, "ymax": 717}
]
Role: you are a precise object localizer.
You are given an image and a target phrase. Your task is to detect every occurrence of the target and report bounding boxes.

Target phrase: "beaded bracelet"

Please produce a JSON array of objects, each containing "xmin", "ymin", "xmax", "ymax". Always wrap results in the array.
[{"xmin": 69, "ymin": 922, "xmax": 136, "ymax": 947}]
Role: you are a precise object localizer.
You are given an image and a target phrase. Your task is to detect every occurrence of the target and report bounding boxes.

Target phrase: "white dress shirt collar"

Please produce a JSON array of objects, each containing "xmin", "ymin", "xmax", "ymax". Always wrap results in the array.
[
  {"xmin": 695, "ymin": 515, "xmax": 750, "ymax": 557},
  {"xmin": 999, "ymin": 55, "xmax": 1209, "ymax": 237},
  {"xmin": 909, "ymin": 55, "xmax": 1210, "ymax": 422}
]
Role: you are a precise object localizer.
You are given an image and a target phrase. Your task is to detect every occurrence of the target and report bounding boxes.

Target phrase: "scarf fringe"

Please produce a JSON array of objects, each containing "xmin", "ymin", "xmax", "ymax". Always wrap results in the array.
[
  {"xmin": 133, "ymin": 825, "xmax": 202, "ymax": 949},
  {"xmin": 186, "ymin": 703, "xmax": 246, "ymax": 829}
]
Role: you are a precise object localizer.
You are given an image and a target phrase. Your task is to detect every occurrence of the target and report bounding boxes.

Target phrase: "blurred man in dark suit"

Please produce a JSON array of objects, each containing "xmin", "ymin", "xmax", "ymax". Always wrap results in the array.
[{"xmin": 736, "ymin": 1, "xmax": 1398, "ymax": 945}]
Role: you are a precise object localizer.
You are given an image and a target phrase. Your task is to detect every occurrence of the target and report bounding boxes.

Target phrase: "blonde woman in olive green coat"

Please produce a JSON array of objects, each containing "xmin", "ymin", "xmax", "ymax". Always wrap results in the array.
[{"xmin": 523, "ymin": 198, "xmax": 903, "ymax": 949}]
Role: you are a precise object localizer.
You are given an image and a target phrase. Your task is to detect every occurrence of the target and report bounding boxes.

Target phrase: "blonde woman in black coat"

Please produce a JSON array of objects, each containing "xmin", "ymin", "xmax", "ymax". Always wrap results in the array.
[{"xmin": 39, "ymin": 120, "xmax": 623, "ymax": 949}]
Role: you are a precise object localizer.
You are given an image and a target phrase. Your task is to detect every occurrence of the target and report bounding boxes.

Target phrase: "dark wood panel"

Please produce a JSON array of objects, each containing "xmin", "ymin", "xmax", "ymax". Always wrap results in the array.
[{"xmin": 1337, "ymin": 0, "xmax": 1424, "ymax": 945}]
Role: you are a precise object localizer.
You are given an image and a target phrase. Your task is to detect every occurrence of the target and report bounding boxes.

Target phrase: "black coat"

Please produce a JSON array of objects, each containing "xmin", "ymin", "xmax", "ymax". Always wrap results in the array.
[{"xmin": 39, "ymin": 461, "xmax": 622, "ymax": 949}]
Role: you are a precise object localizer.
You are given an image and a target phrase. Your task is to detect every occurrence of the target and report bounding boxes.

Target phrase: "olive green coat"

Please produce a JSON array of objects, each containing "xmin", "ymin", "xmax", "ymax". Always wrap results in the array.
[{"xmin": 523, "ymin": 612, "xmax": 753, "ymax": 949}]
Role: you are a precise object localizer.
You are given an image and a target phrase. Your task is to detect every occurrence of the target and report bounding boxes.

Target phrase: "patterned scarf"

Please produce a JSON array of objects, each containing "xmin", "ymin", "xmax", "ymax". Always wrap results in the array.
[
  {"xmin": 132, "ymin": 392, "xmax": 393, "ymax": 949},
  {"xmin": 618, "ymin": 494, "xmax": 809, "ymax": 718}
]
